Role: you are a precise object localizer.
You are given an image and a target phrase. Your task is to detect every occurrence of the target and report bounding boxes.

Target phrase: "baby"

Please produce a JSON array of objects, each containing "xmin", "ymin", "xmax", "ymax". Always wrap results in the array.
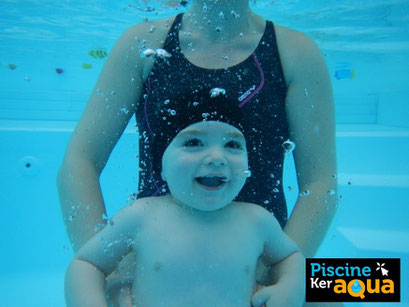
[{"xmin": 65, "ymin": 91, "xmax": 305, "ymax": 307}]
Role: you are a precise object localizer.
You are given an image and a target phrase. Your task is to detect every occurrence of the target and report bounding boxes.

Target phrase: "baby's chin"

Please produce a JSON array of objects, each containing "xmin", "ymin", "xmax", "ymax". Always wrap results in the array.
[{"xmin": 171, "ymin": 194, "xmax": 236, "ymax": 213}]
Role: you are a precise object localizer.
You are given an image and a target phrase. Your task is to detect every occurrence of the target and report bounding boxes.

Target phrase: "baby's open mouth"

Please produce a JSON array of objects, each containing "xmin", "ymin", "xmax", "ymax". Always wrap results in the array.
[{"xmin": 195, "ymin": 176, "xmax": 229, "ymax": 188}]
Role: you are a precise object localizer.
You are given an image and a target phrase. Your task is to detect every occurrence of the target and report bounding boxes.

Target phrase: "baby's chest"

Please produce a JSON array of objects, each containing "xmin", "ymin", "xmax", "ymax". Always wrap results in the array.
[{"xmin": 134, "ymin": 218, "xmax": 263, "ymax": 278}]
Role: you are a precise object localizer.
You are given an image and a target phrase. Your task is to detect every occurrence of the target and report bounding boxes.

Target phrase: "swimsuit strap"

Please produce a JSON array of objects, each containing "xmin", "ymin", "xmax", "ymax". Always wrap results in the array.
[{"xmin": 162, "ymin": 13, "xmax": 184, "ymax": 53}]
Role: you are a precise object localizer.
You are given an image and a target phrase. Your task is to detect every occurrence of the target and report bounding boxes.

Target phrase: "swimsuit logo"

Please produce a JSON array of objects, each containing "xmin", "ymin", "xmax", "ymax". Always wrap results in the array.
[
  {"xmin": 238, "ymin": 85, "xmax": 256, "ymax": 102},
  {"xmin": 306, "ymin": 258, "xmax": 400, "ymax": 302}
]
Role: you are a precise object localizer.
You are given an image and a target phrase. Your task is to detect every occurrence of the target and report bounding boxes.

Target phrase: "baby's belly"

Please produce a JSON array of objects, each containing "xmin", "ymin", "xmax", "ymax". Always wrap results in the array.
[
  {"xmin": 132, "ymin": 271, "xmax": 255, "ymax": 307},
  {"xmin": 131, "ymin": 255, "xmax": 257, "ymax": 307}
]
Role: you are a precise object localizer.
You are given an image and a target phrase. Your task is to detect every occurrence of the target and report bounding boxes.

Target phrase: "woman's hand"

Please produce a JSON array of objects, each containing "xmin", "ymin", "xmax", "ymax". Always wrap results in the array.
[{"xmin": 251, "ymin": 284, "xmax": 302, "ymax": 307}]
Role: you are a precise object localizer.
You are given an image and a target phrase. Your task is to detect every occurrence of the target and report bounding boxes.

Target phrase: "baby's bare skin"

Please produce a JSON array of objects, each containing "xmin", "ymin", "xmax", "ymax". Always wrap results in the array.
[{"xmin": 131, "ymin": 196, "xmax": 263, "ymax": 306}]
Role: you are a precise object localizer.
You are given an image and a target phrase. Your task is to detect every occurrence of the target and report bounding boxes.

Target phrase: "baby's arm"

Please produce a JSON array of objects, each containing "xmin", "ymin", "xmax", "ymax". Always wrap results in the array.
[
  {"xmin": 252, "ymin": 208, "xmax": 305, "ymax": 307},
  {"xmin": 65, "ymin": 202, "xmax": 144, "ymax": 307}
]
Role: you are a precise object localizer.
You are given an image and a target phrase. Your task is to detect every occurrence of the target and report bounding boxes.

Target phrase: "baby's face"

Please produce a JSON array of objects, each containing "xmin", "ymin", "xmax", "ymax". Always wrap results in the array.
[{"xmin": 162, "ymin": 121, "xmax": 248, "ymax": 212}]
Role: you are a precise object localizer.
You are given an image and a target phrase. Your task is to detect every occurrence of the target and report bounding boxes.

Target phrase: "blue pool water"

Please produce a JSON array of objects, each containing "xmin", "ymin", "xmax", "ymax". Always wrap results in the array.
[{"xmin": 1, "ymin": 1, "xmax": 408, "ymax": 306}]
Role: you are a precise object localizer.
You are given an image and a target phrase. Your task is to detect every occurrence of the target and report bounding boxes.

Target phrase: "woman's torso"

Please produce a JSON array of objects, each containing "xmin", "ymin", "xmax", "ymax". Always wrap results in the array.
[{"xmin": 134, "ymin": 13, "xmax": 291, "ymax": 227}]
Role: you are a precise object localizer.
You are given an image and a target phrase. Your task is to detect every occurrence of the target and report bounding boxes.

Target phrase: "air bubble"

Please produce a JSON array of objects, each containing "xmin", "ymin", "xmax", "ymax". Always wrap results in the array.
[
  {"xmin": 209, "ymin": 88, "xmax": 226, "ymax": 98},
  {"xmin": 120, "ymin": 108, "xmax": 129, "ymax": 114},
  {"xmin": 300, "ymin": 190, "xmax": 311, "ymax": 197},
  {"xmin": 282, "ymin": 139, "xmax": 296, "ymax": 154}
]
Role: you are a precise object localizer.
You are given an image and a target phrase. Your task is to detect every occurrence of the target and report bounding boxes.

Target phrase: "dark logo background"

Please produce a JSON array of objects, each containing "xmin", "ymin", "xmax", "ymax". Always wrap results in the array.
[{"xmin": 306, "ymin": 258, "xmax": 400, "ymax": 302}]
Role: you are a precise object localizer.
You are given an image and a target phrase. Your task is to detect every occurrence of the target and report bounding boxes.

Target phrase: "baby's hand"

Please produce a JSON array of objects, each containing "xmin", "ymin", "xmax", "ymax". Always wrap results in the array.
[{"xmin": 251, "ymin": 284, "xmax": 301, "ymax": 307}]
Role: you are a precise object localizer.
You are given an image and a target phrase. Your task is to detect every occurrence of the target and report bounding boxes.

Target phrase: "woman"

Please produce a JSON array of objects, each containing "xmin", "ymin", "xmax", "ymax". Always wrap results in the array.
[{"xmin": 58, "ymin": 0, "xmax": 337, "ymax": 305}]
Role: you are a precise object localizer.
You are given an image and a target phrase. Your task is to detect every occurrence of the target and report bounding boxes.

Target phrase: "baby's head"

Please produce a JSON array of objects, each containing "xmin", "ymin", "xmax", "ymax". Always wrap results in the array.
[{"xmin": 153, "ymin": 89, "xmax": 250, "ymax": 211}]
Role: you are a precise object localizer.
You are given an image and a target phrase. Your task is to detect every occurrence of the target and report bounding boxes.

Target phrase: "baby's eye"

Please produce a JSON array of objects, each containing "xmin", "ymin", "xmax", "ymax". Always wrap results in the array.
[
  {"xmin": 225, "ymin": 140, "xmax": 243, "ymax": 150},
  {"xmin": 183, "ymin": 138, "xmax": 203, "ymax": 147}
]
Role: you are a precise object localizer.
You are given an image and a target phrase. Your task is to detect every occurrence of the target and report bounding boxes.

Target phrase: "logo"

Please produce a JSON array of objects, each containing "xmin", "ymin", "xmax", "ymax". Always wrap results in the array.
[
  {"xmin": 306, "ymin": 258, "xmax": 400, "ymax": 302},
  {"xmin": 238, "ymin": 85, "xmax": 256, "ymax": 102}
]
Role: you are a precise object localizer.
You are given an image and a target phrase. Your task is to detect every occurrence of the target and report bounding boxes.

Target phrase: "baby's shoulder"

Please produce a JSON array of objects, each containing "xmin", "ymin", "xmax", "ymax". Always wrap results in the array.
[
  {"xmin": 114, "ymin": 197, "xmax": 156, "ymax": 221},
  {"xmin": 233, "ymin": 201, "xmax": 279, "ymax": 226}
]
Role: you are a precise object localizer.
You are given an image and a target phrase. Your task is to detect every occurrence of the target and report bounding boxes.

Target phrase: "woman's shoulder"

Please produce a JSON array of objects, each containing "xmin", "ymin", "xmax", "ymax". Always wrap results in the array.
[
  {"xmin": 272, "ymin": 23, "xmax": 324, "ymax": 83},
  {"xmin": 273, "ymin": 23, "xmax": 316, "ymax": 47},
  {"xmin": 123, "ymin": 15, "xmax": 179, "ymax": 47}
]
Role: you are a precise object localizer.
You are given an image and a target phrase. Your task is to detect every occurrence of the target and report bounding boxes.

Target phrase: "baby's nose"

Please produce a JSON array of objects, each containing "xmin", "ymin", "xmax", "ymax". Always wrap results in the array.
[{"xmin": 204, "ymin": 147, "xmax": 226, "ymax": 166}]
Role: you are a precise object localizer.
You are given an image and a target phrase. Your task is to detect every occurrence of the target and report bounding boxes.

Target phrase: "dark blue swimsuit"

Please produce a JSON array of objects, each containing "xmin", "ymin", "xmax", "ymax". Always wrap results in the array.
[{"xmin": 135, "ymin": 13, "xmax": 290, "ymax": 228}]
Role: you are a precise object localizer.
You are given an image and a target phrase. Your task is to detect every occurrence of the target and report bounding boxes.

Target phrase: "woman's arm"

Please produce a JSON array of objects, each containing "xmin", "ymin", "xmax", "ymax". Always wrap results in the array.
[
  {"xmin": 56, "ymin": 24, "xmax": 148, "ymax": 251},
  {"xmin": 280, "ymin": 29, "xmax": 338, "ymax": 257}
]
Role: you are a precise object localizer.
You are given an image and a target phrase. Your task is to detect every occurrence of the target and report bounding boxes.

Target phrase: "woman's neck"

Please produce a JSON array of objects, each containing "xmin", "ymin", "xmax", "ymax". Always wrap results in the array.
[{"xmin": 184, "ymin": 0, "xmax": 260, "ymax": 41}]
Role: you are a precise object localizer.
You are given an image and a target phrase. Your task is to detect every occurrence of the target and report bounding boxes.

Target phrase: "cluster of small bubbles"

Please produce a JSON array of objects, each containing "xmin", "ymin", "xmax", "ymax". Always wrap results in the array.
[
  {"xmin": 101, "ymin": 213, "xmax": 108, "ymax": 220},
  {"xmin": 231, "ymin": 10, "xmax": 240, "ymax": 18},
  {"xmin": 164, "ymin": 99, "xmax": 170, "ymax": 105},
  {"xmin": 276, "ymin": 180, "xmax": 281, "ymax": 185},
  {"xmin": 149, "ymin": 25, "xmax": 155, "ymax": 33},
  {"xmin": 156, "ymin": 49, "xmax": 172, "ymax": 59},
  {"xmin": 109, "ymin": 90, "xmax": 116, "ymax": 96},
  {"xmin": 222, "ymin": 55, "xmax": 228, "ymax": 60},
  {"xmin": 94, "ymin": 223, "xmax": 104, "ymax": 232},
  {"xmin": 273, "ymin": 188, "xmax": 279, "ymax": 193},
  {"xmin": 270, "ymin": 173, "xmax": 275, "ymax": 178},
  {"xmin": 304, "ymin": 88, "xmax": 309, "ymax": 96},
  {"xmin": 167, "ymin": 109, "xmax": 176, "ymax": 116},
  {"xmin": 219, "ymin": 11, "xmax": 224, "ymax": 18},
  {"xmin": 299, "ymin": 190, "xmax": 311, "ymax": 197},
  {"xmin": 127, "ymin": 193, "xmax": 137, "ymax": 205},
  {"xmin": 209, "ymin": 87, "xmax": 226, "ymax": 98},
  {"xmin": 282, "ymin": 139, "xmax": 296, "ymax": 154},
  {"xmin": 202, "ymin": 112, "xmax": 210, "ymax": 118},
  {"xmin": 193, "ymin": 101, "xmax": 199, "ymax": 106},
  {"xmin": 120, "ymin": 108, "xmax": 130, "ymax": 114},
  {"xmin": 125, "ymin": 238, "xmax": 133, "ymax": 248},
  {"xmin": 327, "ymin": 189, "xmax": 336, "ymax": 195},
  {"xmin": 140, "ymin": 48, "xmax": 171, "ymax": 59}
]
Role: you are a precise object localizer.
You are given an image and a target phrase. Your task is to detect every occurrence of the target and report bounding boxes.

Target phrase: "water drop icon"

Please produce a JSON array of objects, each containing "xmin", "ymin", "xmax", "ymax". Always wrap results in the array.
[{"xmin": 351, "ymin": 280, "xmax": 361, "ymax": 293}]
